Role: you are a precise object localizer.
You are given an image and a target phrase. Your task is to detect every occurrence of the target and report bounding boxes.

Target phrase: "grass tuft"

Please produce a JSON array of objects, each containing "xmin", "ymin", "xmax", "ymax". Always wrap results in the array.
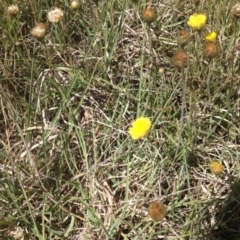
[{"xmin": 0, "ymin": 0, "xmax": 240, "ymax": 239}]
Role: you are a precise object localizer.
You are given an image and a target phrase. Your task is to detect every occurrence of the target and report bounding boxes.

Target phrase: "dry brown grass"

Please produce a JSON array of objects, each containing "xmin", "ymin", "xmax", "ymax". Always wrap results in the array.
[{"xmin": 0, "ymin": 0, "xmax": 240, "ymax": 239}]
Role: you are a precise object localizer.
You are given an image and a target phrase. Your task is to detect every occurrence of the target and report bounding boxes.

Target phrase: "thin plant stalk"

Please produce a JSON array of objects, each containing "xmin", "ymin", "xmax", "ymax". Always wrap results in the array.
[{"xmin": 174, "ymin": 68, "xmax": 187, "ymax": 160}]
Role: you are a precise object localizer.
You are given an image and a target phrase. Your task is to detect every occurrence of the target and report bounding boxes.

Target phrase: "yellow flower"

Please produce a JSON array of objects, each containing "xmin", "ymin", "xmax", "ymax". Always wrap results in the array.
[
  {"xmin": 128, "ymin": 117, "xmax": 151, "ymax": 140},
  {"xmin": 205, "ymin": 31, "xmax": 217, "ymax": 42},
  {"xmin": 209, "ymin": 161, "xmax": 224, "ymax": 175},
  {"xmin": 187, "ymin": 13, "xmax": 207, "ymax": 30}
]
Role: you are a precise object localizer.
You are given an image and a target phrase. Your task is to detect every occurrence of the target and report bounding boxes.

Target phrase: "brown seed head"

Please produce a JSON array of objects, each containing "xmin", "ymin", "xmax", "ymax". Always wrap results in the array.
[
  {"xmin": 209, "ymin": 161, "xmax": 224, "ymax": 175},
  {"xmin": 172, "ymin": 50, "xmax": 189, "ymax": 68},
  {"xmin": 194, "ymin": 0, "xmax": 201, "ymax": 6},
  {"xmin": 177, "ymin": 30, "xmax": 190, "ymax": 46},
  {"xmin": 231, "ymin": 3, "xmax": 240, "ymax": 17},
  {"xmin": 153, "ymin": 27, "xmax": 161, "ymax": 37},
  {"xmin": 142, "ymin": 8, "xmax": 157, "ymax": 24},
  {"xmin": 148, "ymin": 201, "xmax": 166, "ymax": 221},
  {"xmin": 7, "ymin": 4, "xmax": 19, "ymax": 15},
  {"xmin": 203, "ymin": 42, "xmax": 220, "ymax": 59},
  {"xmin": 30, "ymin": 23, "xmax": 47, "ymax": 40}
]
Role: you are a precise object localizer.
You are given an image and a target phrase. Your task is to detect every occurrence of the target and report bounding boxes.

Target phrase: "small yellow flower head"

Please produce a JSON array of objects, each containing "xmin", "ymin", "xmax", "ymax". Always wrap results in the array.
[
  {"xmin": 30, "ymin": 23, "xmax": 47, "ymax": 40},
  {"xmin": 142, "ymin": 7, "xmax": 157, "ymax": 24},
  {"xmin": 203, "ymin": 42, "xmax": 220, "ymax": 59},
  {"xmin": 171, "ymin": 50, "xmax": 189, "ymax": 68},
  {"xmin": 128, "ymin": 117, "xmax": 151, "ymax": 140},
  {"xmin": 47, "ymin": 7, "xmax": 64, "ymax": 23},
  {"xmin": 148, "ymin": 201, "xmax": 166, "ymax": 221},
  {"xmin": 205, "ymin": 31, "xmax": 217, "ymax": 42},
  {"xmin": 177, "ymin": 29, "xmax": 190, "ymax": 46},
  {"xmin": 71, "ymin": 0, "xmax": 80, "ymax": 9},
  {"xmin": 209, "ymin": 161, "xmax": 224, "ymax": 175},
  {"xmin": 231, "ymin": 3, "xmax": 240, "ymax": 18},
  {"xmin": 187, "ymin": 13, "xmax": 207, "ymax": 30},
  {"xmin": 7, "ymin": 4, "xmax": 19, "ymax": 15}
]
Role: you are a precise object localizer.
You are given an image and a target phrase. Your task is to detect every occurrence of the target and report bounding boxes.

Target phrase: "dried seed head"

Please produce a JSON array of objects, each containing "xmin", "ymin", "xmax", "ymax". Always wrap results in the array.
[
  {"xmin": 153, "ymin": 27, "xmax": 161, "ymax": 37},
  {"xmin": 7, "ymin": 4, "xmax": 19, "ymax": 15},
  {"xmin": 71, "ymin": 0, "xmax": 80, "ymax": 9},
  {"xmin": 30, "ymin": 23, "xmax": 47, "ymax": 40},
  {"xmin": 142, "ymin": 7, "xmax": 157, "ymax": 24},
  {"xmin": 209, "ymin": 161, "xmax": 224, "ymax": 175},
  {"xmin": 203, "ymin": 42, "xmax": 220, "ymax": 59},
  {"xmin": 148, "ymin": 201, "xmax": 166, "ymax": 221},
  {"xmin": 231, "ymin": 3, "xmax": 240, "ymax": 17},
  {"xmin": 158, "ymin": 67, "xmax": 164, "ymax": 74},
  {"xmin": 47, "ymin": 7, "xmax": 64, "ymax": 23},
  {"xmin": 177, "ymin": 30, "xmax": 190, "ymax": 46},
  {"xmin": 172, "ymin": 50, "xmax": 189, "ymax": 68}
]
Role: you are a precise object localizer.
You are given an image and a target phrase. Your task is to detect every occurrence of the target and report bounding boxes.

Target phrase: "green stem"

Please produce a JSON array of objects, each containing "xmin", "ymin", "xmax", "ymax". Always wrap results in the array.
[{"xmin": 174, "ymin": 68, "xmax": 187, "ymax": 160}]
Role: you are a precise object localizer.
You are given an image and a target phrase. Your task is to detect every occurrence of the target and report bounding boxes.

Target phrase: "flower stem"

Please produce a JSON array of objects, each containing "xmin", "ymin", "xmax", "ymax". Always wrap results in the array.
[{"xmin": 174, "ymin": 68, "xmax": 187, "ymax": 160}]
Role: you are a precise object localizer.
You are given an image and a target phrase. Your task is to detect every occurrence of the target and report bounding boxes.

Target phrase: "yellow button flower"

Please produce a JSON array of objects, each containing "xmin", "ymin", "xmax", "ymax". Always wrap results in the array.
[
  {"xmin": 205, "ymin": 31, "xmax": 217, "ymax": 42},
  {"xmin": 209, "ymin": 161, "xmax": 224, "ymax": 175},
  {"xmin": 128, "ymin": 117, "xmax": 151, "ymax": 140},
  {"xmin": 187, "ymin": 13, "xmax": 207, "ymax": 30}
]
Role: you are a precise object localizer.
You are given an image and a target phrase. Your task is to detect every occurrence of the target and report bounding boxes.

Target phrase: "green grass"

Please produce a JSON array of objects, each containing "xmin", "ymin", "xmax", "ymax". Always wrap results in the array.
[{"xmin": 1, "ymin": 0, "xmax": 240, "ymax": 239}]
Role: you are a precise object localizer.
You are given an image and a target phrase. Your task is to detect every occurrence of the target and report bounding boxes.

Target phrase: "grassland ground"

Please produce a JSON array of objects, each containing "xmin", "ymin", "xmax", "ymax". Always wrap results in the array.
[{"xmin": 1, "ymin": 0, "xmax": 240, "ymax": 239}]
